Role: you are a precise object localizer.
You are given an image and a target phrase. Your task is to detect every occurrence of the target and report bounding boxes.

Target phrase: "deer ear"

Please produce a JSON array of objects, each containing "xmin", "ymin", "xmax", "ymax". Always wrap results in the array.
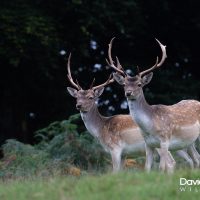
[
  {"xmin": 113, "ymin": 72, "xmax": 125, "ymax": 85},
  {"xmin": 67, "ymin": 87, "xmax": 78, "ymax": 98},
  {"xmin": 94, "ymin": 87, "xmax": 104, "ymax": 98},
  {"xmin": 141, "ymin": 72, "xmax": 153, "ymax": 86}
]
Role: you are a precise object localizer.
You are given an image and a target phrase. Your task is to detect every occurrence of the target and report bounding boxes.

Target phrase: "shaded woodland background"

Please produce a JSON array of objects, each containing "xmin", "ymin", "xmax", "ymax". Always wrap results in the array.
[{"xmin": 1, "ymin": 0, "xmax": 200, "ymax": 146}]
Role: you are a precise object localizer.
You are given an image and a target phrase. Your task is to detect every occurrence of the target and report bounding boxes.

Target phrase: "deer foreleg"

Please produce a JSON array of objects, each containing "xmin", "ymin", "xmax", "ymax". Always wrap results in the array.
[
  {"xmin": 145, "ymin": 144, "xmax": 154, "ymax": 172},
  {"xmin": 110, "ymin": 148, "xmax": 122, "ymax": 173},
  {"xmin": 159, "ymin": 141, "xmax": 176, "ymax": 173},
  {"xmin": 166, "ymin": 150, "xmax": 176, "ymax": 173}
]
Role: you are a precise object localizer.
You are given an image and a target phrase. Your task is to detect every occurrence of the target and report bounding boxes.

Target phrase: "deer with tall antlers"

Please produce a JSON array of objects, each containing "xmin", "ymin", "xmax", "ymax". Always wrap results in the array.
[
  {"xmin": 106, "ymin": 38, "xmax": 200, "ymax": 173},
  {"xmin": 66, "ymin": 53, "xmax": 196, "ymax": 172}
]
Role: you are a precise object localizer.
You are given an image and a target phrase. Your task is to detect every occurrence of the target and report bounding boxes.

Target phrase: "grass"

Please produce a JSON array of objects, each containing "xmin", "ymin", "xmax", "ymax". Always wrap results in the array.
[
  {"xmin": 0, "ymin": 170, "xmax": 199, "ymax": 200},
  {"xmin": 0, "ymin": 115, "xmax": 199, "ymax": 199}
]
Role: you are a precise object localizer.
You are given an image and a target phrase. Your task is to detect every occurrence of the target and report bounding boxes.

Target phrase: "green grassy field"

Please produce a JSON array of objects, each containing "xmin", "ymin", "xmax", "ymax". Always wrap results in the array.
[
  {"xmin": 1, "ymin": 117, "xmax": 199, "ymax": 200},
  {"xmin": 0, "ymin": 170, "xmax": 199, "ymax": 200}
]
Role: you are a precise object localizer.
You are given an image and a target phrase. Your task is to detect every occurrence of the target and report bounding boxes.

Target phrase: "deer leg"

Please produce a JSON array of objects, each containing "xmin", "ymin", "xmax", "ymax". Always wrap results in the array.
[
  {"xmin": 166, "ymin": 151, "xmax": 176, "ymax": 173},
  {"xmin": 158, "ymin": 142, "xmax": 168, "ymax": 172},
  {"xmin": 110, "ymin": 148, "xmax": 122, "ymax": 173},
  {"xmin": 192, "ymin": 144, "xmax": 200, "ymax": 162},
  {"xmin": 159, "ymin": 141, "xmax": 176, "ymax": 173},
  {"xmin": 188, "ymin": 144, "xmax": 200, "ymax": 168},
  {"xmin": 176, "ymin": 150, "xmax": 194, "ymax": 169},
  {"xmin": 155, "ymin": 147, "xmax": 176, "ymax": 173},
  {"xmin": 145, "ymin": 144, "xmax": 154, "ymax": 172}
]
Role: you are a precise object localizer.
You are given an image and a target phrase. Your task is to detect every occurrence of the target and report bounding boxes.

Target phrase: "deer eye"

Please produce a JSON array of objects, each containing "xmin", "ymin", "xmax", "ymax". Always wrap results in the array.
[
  {"xmin": 138, "ymin": 83, "xmax": 142, "ymax": 87},
  {"xmin": 88, "ymin": 96, "xmax": 93, "ymax": 100}
]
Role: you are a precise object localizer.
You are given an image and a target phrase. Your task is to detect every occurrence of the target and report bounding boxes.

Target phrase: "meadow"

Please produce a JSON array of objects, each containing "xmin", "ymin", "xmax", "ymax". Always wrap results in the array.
[{"xmin": 0, "ymin": 170, "xmax": 200, "ymax": 200}]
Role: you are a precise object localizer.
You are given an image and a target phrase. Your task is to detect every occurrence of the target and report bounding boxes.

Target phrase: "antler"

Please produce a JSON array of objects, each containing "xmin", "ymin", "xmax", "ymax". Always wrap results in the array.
[
  {"xmin": 92, "ymin": 74, "xmax": 114, "ymax": 90},
  {"xmin": 106, "ymin": 37, "xmax": 126, "ymax": 75},
  {"xmin": 90, "ymin": 78, "xmax": 95, "ymax": 89},
  {"xmin": 139, "ymin": 38, "xmax": 167, "ymax": 77},
  {"xmin": 67, "ymin": 53, "xmax": 82, "ymax": 90}
]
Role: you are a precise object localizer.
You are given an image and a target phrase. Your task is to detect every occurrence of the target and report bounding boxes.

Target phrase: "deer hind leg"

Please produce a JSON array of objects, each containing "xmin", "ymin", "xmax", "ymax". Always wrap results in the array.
[
  {"xmin": 188, "ymin": 144, "xmax": 200, "ymax": 168},
  {"xmin": 110, "ymin": 147, "xmax": 122, "ymax": 173},
  {"xmin": 145, "ymin": 144, "xmax": 154, "ymax": 172},
  {"xmin": 175, "ymin": 150, "xmax": 194, "ymax": 169},
  {"xmin": 195, "ymin": 136, "xmax": 200, "ymax": 152},
  {"xmin": 159, "ymin": 141, "xmax": 176, "ymax": 173}
]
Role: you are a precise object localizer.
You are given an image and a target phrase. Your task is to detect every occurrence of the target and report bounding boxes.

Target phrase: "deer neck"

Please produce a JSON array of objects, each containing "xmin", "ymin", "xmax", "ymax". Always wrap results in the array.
[
  {"xmin": 80, "ymin": 103, "xmax": 104, "ymax": 138},
  {"xmin": 128, "ymin": 91, "xmax": 153, "ymax": 132}
]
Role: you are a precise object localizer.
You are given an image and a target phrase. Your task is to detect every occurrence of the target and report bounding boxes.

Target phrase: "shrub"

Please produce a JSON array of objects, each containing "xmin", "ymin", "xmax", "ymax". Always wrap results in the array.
[{"xmin": 0, "ymin": 114, "xmax": 109, "ymax": 179}]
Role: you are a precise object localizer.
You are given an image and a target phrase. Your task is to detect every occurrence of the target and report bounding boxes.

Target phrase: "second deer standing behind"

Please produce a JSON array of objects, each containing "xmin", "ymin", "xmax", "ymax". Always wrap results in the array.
[{"xmin": 66, "ymin": 53, "xmax": 195, "ymax": 172}]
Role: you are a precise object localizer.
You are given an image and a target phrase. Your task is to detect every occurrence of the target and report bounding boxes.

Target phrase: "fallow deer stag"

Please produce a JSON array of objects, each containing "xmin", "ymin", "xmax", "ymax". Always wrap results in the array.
[
  {"xmin": 106, "ymin": 38, "xmax": 200, "ymax": 173},
  {"xmin": 66, "ymin": 53, "xmax": 146, "ymax": 172},
  {"xmin": 66, "ymin": 53, "xmax": 195, "ymax": 172}
]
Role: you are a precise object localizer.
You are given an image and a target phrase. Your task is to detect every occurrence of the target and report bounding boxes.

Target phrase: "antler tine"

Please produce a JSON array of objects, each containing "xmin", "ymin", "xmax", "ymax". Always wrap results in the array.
[
  {"xmin": 139, "ymin": 39, "xmax": 167, "ymax": 77},
  {"xmin": 116, "ymin": 56, "xmax": 124, "ymax": 70},
  {"xmin": 139, "ymin": 56, "xmax": 159, "ymax": 77},
  {"xmin": 92, "ymin": 74, "xmax": 114, "ymax": 90},
  {"xmin": 155, "ymin": 38, "xmax": 167, "ymax": 67},
  {"xmin": 106, "ymin": 37, "xmax": 125, "ymax": 75},
  {"xmin": 76, "ymin": 79, "xmax": 82, "ymax": 89},
  {"xmin": 67, "ymin": 53, "xmax": 82, "ymax": 90},
  {"xmin": 90, "ymin": 78, "xmax": 95, "ymax": 89},
  {"xmin": 136, "ymin": 66, "xmax": 140, "ymax": 74}
]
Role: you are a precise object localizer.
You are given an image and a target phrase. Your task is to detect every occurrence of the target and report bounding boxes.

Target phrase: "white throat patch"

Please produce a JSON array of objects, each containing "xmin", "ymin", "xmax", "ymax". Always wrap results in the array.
[
  {"xmin": 128, "ymin": 100, "xmax": 152, "ymax": 131},
  {"xmin": 81, "ymin": 112, "xmax": 99, "ymax": 138}
]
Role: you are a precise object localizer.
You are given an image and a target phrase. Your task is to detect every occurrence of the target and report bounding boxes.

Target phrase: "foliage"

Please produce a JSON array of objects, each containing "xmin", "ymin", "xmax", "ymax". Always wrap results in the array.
[
  {"xmin": 0, "ymin": 170, "xmax": 200, "ymax": 200},
  {"xmin": 0, "ymin": 113, "xmax": 198, "ymax": 179},
  {"xmin": 0, "ymin": 140, "xmax": 50, "ymax": 179},
  {"xmin": 0, "ymin": 114, "xmax": 109, "ymax": 179}
]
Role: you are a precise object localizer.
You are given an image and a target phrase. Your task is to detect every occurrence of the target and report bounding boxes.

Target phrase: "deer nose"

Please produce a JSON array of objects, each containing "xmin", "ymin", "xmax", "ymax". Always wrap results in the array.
[
  {"xmin": 76, "ymin": 104, "xmax": 82, "ymax": 110},
  {"xmin": 125, "ymin": 91, "xmax": 132, "ymax": 97}
]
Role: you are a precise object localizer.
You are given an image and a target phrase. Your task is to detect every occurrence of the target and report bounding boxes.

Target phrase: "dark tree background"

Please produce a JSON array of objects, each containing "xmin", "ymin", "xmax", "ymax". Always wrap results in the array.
[{"xmin": 0, "ymin": 0, "xmax": 200, "ymax": 145}]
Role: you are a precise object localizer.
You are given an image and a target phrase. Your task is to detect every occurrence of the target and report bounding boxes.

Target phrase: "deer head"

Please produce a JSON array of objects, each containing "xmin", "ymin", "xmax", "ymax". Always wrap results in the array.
[
  {"xmin": 106, "ymin": 38, "xmax": 167, "ymax": 100},
  {"xmin": 67, "ymin": 53, "xmax": 114, "ymax": 113}
]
